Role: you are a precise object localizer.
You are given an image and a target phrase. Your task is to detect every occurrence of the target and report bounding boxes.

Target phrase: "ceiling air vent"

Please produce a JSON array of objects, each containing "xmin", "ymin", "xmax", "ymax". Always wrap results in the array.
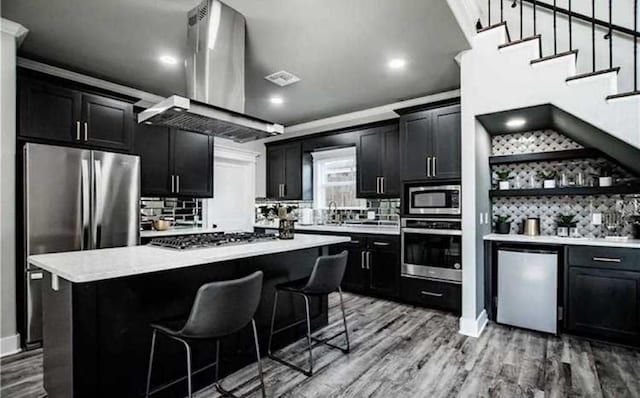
[{"xmin": 265, "ymin": 70, "xmax": 301, "ymax": 87}]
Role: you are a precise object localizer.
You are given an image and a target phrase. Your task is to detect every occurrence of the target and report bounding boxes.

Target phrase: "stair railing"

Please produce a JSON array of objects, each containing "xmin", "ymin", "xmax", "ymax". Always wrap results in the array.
[{"xmin": 482, "ymin": 0, "xmax": 639, "ymax": 94}]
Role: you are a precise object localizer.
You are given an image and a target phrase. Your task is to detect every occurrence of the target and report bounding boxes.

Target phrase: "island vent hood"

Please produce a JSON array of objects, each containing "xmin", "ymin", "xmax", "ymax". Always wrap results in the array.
[{"xmin": 138, "ymin": 0, "xmax": 284, "ymax": 143}]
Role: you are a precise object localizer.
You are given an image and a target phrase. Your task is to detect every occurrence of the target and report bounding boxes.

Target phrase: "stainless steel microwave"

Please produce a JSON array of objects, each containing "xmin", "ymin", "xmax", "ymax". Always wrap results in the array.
[{"xmin": 407, "ymin": 185, "xmax": 461, "ymax": 215}]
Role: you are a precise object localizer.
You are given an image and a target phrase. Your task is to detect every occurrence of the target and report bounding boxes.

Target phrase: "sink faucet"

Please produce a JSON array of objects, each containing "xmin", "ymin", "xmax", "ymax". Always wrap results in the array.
[{"xmin": 328, "ymin": 201, "xmax": 340, "ymax": 225}]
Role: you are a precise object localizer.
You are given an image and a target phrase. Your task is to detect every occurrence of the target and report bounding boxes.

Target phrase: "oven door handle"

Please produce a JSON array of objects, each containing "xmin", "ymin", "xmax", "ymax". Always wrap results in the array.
[{"xmin": 402, "ymin": 228, "xmax": 462, "ymax": 236}]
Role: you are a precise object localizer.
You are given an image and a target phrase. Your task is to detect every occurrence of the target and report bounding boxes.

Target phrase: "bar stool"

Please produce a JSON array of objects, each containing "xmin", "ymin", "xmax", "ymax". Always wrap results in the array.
[
  {"xmin": 267, "ymin": 251, "xmax": 349, "ymax": 376},
  {"xmin": 145, "ymin": 271, "xmax": 266, "ymax": 398}
]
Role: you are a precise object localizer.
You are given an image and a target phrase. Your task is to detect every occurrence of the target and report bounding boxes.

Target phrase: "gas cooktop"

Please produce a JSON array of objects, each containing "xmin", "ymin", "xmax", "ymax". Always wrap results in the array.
[{"xmin": 148, "ymin": 232, "xmax": 278, "ymax": 250}]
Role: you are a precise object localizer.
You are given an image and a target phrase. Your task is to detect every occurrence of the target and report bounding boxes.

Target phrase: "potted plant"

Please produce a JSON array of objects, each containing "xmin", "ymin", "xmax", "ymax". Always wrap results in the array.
[
  {"xmin": 494, "ymin": 215, "xmax": 512, "ymax": 234},
  {"xmin": 557, "ymin": 214, "xmax": 577, "ymax": 237},
  {"xmin": 596, "ymin": 164, "xmax": 614, "ymax": 187},
  {"xmin": 537, "ymin": 170, "xmax": 558, "ymax": 189},
  {"xmin": 495, "ymin": 170, "xmax": 512, "ymax": 190}
]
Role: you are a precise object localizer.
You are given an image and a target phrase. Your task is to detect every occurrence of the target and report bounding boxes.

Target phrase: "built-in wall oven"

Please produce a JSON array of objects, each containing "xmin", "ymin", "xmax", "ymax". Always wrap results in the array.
[
  {"xmin": 406, "ymin": 184, "xmax": 461, "ymax": 216},
  {"xmin": 401, "ymin": 218, "xmax": 462, "ymax": 283}
]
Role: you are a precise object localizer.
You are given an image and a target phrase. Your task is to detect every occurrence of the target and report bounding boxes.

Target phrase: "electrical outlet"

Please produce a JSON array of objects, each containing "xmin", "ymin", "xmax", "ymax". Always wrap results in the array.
[{"xmin": 592, "ymin": 213, "xmax": 602, "ymax": 225}]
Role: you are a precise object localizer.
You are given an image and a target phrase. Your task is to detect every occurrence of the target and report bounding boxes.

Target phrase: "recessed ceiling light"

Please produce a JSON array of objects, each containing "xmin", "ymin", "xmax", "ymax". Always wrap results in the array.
[
  {"xmin": 159, "ymin": 55, "xmax": 178, "ymax": 65},
  {"xmin": 388, "ymin": 58, "xmax": 407, "ymax": 69},
  {"xmin": 505, "ymin": 118, "xmax": 526, "ymax": 128},
  {"xmin": 270, "ymin": 96, "xmax": 284, "ymax": 105}
]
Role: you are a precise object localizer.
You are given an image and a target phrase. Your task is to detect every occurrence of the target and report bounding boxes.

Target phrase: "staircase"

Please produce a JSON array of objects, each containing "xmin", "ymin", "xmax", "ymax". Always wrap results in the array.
[{"xmin": 466, "ymin": 20, "xmax": 640, "ymax": 148}]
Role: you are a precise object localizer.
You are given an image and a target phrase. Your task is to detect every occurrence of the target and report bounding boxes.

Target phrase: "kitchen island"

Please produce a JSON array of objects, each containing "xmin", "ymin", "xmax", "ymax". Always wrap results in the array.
[{"xmin": 30, "ymin": 234, "xmax": 350, "ymax": 398}]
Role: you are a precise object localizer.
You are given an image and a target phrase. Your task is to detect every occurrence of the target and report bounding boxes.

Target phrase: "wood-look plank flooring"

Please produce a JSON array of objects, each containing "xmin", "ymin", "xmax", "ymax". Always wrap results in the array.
[{"xmin": 2, "ymin": 293, "xmax": 640, "ymax": 398}]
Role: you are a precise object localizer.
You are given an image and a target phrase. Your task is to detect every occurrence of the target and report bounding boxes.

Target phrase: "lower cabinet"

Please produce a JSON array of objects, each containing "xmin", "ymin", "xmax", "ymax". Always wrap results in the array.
[
  {"xmin": 400, "ymin": 277, "xmax": 461, "ymax": 314},
  {"xmin": 567, "ymin": 266, "xmax": 640, "ymax": 344}
]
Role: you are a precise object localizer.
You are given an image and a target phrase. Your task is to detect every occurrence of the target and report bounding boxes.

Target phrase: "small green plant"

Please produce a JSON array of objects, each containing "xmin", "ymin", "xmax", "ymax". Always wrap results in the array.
[
  {"xmin": 495, "ymin": 215, "xmax": 511, "ymax": 224},
  {"xmin": 537, "ymin": 170, "xmax": 558, "ymax": 180},
  {"xmin": 557, "ymin": 214, "xmax": 577, "ymax": 227},
  {"xmin": 495, "ymin": 170, "xmax": 513, "ymax": 182}
]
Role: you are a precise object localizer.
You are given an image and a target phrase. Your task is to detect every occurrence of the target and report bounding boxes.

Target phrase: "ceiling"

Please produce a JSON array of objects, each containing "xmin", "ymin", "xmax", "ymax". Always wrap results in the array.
[{"xmin": 2, "ymin": 0, "xmax": 469, "ymax": 126}]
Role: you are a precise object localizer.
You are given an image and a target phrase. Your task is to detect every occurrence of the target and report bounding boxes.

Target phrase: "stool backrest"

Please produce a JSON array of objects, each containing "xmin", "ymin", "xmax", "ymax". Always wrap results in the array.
[
  {"xmin": 181, "ymin": 271, "xmax": 263, "ymax": 339},
  {"xmin": 304, "ymin": 250, "xmax": 348, "ymax": 294}
]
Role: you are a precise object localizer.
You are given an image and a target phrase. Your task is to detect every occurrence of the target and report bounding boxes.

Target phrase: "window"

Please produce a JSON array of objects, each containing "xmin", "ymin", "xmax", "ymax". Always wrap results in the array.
[{"xmin": 312, "ymin": 147, "xmax": 366, "ymax": 209}]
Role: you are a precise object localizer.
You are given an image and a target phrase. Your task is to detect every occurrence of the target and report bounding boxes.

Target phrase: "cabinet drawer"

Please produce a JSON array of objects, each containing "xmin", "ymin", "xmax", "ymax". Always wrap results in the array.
[
  {"xmin": 568, "ymin": 246, "xmax": 640, "ymax": 271},
  {"xmin": 400, "ymin": 277, "xmax": 461, "ymax": 314}
]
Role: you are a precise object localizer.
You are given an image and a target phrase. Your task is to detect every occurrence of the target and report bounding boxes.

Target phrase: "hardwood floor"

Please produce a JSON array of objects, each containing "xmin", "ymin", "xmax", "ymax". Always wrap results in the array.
[{"xmin": 2, "ymin": 292, "xmax": 640, "ymax": 397}]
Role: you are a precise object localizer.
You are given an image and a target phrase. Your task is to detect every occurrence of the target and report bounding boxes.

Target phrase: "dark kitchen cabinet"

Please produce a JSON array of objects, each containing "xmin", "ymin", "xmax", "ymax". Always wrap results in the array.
[
  {"xmin": 329, "ymin": 235, "xmax": 400, "ymax": 297},
  {"xmin": 567, "ymin": 266, "xmax": 640, "ymax": 344},
  {"xmin": 134, "ymin": 125, "xmax": 214, "ymax": 198},
  {"xmin": 81, "ymin": 94, "xmax": 133, "ymax": 151},
  {"xmin": 356, "ymin": 126, "xmax": 400, "ymax": 198},
  {"xmin": 266, "ymin": 142, "xmax": 302, "ymax": 199},
  {"xmin": 400, "ymin": 277, "xmax": 461, "ymax": 314},
  {"xmin": 400, "ymin": 103, "xmax": 461, "ymax": 181},
  {"xmin": 18, "ymin": 73, "xmax": 134, "ymax": 152}
]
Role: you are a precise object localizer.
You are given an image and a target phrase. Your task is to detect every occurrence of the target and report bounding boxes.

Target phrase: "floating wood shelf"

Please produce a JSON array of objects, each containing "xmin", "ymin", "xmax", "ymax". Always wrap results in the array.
[
  {"xmin": 489, "ymin": 148, "xmax": 602, "ymax": 166},
  {"xmin": 489, "ymin": 184, "xmax": 640, "ymax": 197}
]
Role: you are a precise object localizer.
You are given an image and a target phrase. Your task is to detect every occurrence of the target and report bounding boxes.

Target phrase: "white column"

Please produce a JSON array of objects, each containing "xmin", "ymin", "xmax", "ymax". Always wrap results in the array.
[{"xmin": 0, "ymin": 18, "xmax": 27, "ymax": 357}]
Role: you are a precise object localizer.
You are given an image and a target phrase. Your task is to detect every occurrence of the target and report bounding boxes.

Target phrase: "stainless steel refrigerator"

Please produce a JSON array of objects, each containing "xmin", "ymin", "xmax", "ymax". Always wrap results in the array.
[{"xmin": 23, "ymin": 143, "xmax": 140, "ymax": 346}]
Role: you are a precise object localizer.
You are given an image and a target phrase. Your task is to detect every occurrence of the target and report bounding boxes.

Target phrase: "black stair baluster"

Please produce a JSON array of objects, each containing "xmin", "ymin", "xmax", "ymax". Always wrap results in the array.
[
  {"xmin": 568, "ymin": 0, "xmax": 573, "ymax": 50},
  {"xmin": 533, "ymin": 0, "xmax": 537, "ymax": 35},
  {"xmin": 520, "ymin": 0, "xmax": 524, "ymax": 39},
  {"xmin": 592, "ymin": 0, "xmax": 596, "ymax": 72},
  {"xmin": 501, "ymin": 0, "xmax": 504, "ymax": 22},
  {"xmin": 609, "ymin": 0, "xmax": 613, "ymax": 69},
  {"xmin": 635, "ymin": 0, "xmax": 638, "ymax": 91},
  {"xmin": 488, "ymin": 0, "xmax": 491, "ymax": 26},
  {"xmin": 553, "ymin": 0, "xmax": 557, "ymax": 54}
]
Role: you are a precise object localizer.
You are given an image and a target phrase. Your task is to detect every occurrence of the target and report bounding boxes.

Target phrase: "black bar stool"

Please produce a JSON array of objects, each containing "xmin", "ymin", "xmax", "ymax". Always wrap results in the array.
[
  {"xmin": 145, "ymin": 271, "xmax": 266, "ymax": 398},
  {"xmin": 267, "ymin": 251, "xmax": 349, "ymax": 376}
]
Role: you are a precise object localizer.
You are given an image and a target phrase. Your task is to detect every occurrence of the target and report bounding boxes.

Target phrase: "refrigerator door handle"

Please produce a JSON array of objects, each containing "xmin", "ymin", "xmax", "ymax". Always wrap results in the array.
[
  {"xmin": 94, "ymin": 159, "xmax": 103, "ymax": 249},
  {"xmin": 81, "ymin": 159, "xmax": 91, "ymax": 250}
]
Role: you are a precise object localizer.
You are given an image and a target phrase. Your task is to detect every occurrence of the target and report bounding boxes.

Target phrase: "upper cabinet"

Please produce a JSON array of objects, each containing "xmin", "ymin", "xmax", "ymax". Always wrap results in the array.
[
  {"xmin": 134, "ymin": 125, "xmax": 214, "ymax": 198},
  {"xmin": 18, "ymin": 73, "xmax": 134, "ymax": 152},
  {"xmin": 356, "ymin": 125, "xmax": 400, "ymax": 198},
  {"xmin": 266, "ymin": 142, "xmax": 302, "ymax": 200},
  {"xmin": 400, "ymin": 103, "xmax": 461, "ymax": 182}
]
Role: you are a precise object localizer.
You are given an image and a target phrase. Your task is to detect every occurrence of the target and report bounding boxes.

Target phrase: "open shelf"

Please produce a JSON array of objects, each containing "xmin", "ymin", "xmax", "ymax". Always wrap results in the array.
[
  {"xmin": 489, "ymin": 184, "xmax": 640, "ymax": 197},
  {"xmin": 489, "ymin": 148, "xmax": 601, "ymax": 166}
]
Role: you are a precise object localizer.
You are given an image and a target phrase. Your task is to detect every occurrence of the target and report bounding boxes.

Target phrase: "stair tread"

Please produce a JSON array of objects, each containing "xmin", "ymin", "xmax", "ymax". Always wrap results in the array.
[
  {"xmin": 606, "ymin": 90, "xmax": 640, "ymax": 100},
  {"xmin": 566, "ymin": 67, "xmax": 621, "ymax": 82},
  {"xmin": 531, "ymin": 50, "xmax": 579, "ymax": 65},
  {"xmin": 476, "ymin": 21, "xmax": 512, "ymax": 42},
  {"xmin": 498, "ymin": 35, "xmax": 541, "ymax": 49}
]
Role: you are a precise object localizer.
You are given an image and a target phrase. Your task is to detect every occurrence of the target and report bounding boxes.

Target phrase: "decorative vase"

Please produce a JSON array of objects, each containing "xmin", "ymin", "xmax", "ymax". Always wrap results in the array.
[
  {"xmin": 278, "ymin": 219, "xmax": 295, "ymax": 239},
  {"xmin": 557, "ymin": 226, "xmax": 569, "ymax": 237},
  {"xmin": 569, "ymin": 226, "xmax": 580, "ymax": 238},
  {"xmin": 543, "ymin": 179, "xmax": 556, "ymax": 189},
  {"xmin": 499, "ymin": 181, "xmax": 510, "ymax": 190},
  {"xmin": 495, "ymin": 222, "xmax": 511, "ymax": 234},
  {"xmin": 599, "ymin": 176, "xmax": 613, "ymax": 187}
]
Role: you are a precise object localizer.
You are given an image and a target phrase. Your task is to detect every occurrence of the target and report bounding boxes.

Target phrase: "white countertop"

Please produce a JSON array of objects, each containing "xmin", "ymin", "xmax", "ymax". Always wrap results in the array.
[
  {"xmin": 140, "ymin": 227, "xmax": 224, "ymax": 238},
  {"xmin": 29, "ymin": 234, "xmax": 351, "ymax": 283},
  {"xmin": 253, "ymin": 223, "xmax": 400, "ymax": 236},
  {"xmin": 484, "ymin": 233, "xmax": 640, "ymax": 248}
]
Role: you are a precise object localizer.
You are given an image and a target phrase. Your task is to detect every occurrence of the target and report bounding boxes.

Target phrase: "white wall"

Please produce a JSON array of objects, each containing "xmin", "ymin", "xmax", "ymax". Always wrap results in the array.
[{"xmin": 0, "ymin": 19, "xmax": 27, "ymax": 357}]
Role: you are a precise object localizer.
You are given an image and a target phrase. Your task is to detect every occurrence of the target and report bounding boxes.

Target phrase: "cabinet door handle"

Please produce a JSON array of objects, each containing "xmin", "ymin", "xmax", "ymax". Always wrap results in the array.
[
  {"xmin": 426, "ymin": 157, "xmax": 431, "ymax": 177},
  {"xmin": 421, "ymin": 291, "xmax": 443, "ymax": 297},
  {"xmin": 372, "ymin": 241, "xmax": 390, "ymax": 246},
  {"xmin": 83, "ymin": 122, "xmax": 88, "ymax": 141},
  {"xmin": 592, "ymin": 257, "xmax": 622, "ymax": 263},
  {"xmin": 366, "ymin": 251, "xmax": 371, "ymax": 270},
  {"xmin": 361, "ymin": 251, "xmax": 366, "ymax": 269},
  {"xmin": 76, "ymin": 121, "xmax": 81, "ymax": 140},
  {"xmin": 282, "ymin": 183, "xmax": 286, "ymax": 197},
  {"xmin": 380, "ymin": 177, "xmax": 385, "ymax": 194},
  {"xmin": 176, "ymin": 175, "xmax": 180, "ymax": 193},
  {"xmin": 433, "ymin": 157, "xmax": 437, "ymax": 177},
  {"xmin": 350, "ymin": 240, "xmax": 360, "ymax": 244},
  {"xmin": 171, "ymin": 175, "xmax": 175, "ymax": 193}
]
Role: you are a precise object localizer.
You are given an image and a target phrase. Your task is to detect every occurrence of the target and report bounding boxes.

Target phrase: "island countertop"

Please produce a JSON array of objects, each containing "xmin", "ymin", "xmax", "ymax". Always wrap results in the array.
[{"xmin": 29, "ymin": 234, "xmax": 351, "ymax": 283}]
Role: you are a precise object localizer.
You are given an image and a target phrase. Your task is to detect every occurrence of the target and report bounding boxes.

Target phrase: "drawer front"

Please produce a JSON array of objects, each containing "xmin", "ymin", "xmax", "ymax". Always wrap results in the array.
[
  {"xmin": 400, "ymin": 277, "xmax": 461, "ymax": 314},
  {"xmin": 568, "ymin": 246, "xmax": 640, "ymax": 271}
]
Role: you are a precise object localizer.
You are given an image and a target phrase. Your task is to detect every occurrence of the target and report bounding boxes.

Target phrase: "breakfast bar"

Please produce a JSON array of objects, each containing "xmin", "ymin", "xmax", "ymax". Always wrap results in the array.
[{"xmin": 29, "ymin": 234, "xmax": 350, "ymax": 398}]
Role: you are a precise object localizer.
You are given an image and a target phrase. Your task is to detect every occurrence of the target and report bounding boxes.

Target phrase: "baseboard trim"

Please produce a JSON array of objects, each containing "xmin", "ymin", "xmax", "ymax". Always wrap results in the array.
[
  {"xmin": 0, "ymin": 334, "xmax": 22, "ymax": 358},
  {"xmin": 459, "ymin": 310, "xmax": 488, "ymax": 338}
]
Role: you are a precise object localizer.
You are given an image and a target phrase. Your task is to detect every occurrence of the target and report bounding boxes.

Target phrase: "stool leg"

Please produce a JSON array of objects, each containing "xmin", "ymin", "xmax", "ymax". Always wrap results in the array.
[
  {"xmin": 338, "ymin": 287, "xmax": 350, "ymax": 353},
  {"xmin": 303, "ymin": 294, "xmax": 314, "ymax": 376},
  {"xmin": 267, "ymin": 290, "xmax": 279, "ymax": 355},
  {"xmin": 251, "ymin": 319, "xmax": 267, "ymax": 398},
  {"xmin": 177, "ymin": 338, "xmax": 193, "ymax": 398},
  {"xmin": 145, "ymin": 329, "xmax": 157, "ymax": 398}
]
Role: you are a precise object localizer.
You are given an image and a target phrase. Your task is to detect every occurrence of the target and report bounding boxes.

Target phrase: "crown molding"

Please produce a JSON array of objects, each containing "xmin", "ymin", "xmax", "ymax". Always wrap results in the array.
[{"xmin": 1, "ymin": 18, "xmax": 28, "ymax": 46}]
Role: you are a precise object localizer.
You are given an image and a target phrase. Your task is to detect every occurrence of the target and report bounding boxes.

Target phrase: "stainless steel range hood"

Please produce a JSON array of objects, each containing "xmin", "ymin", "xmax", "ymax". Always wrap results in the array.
[{"xmin": 138, "ymin": 0, "xmax": 283, "ymax": 143}]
